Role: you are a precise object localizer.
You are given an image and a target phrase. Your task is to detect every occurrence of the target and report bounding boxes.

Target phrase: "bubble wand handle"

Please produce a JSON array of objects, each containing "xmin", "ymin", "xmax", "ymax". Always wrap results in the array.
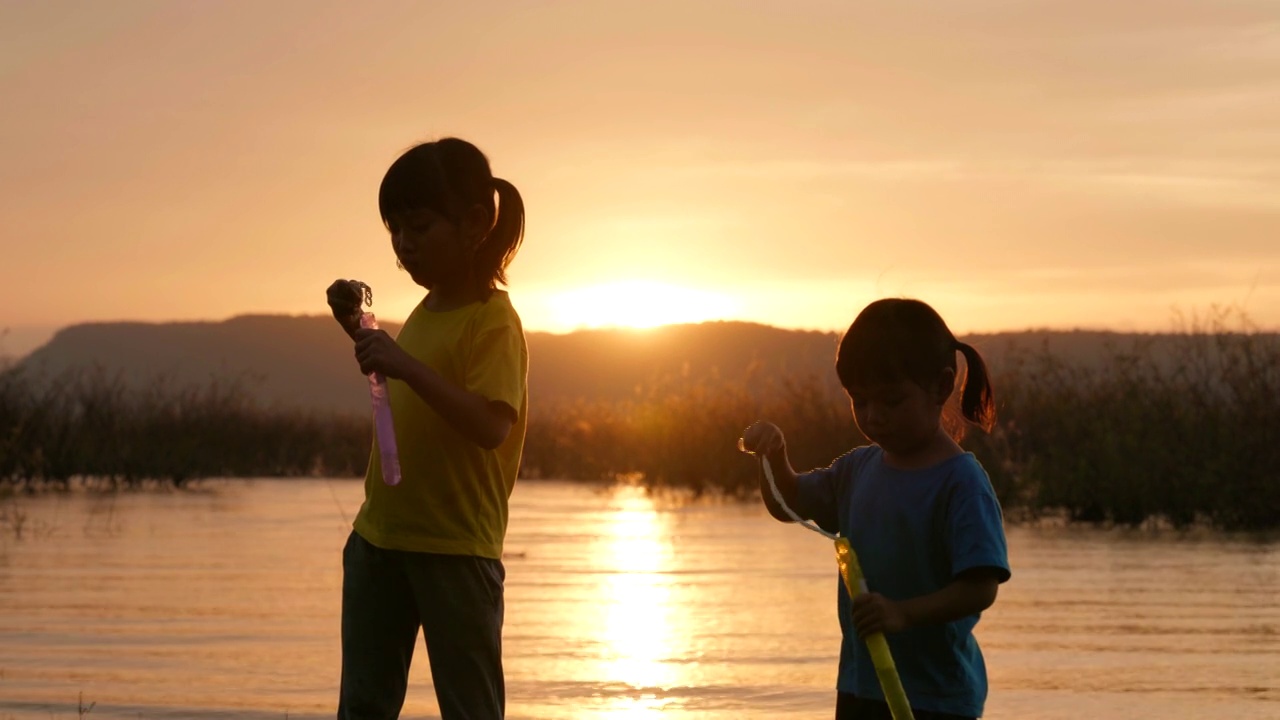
[
  {"xmin": 761, "ymin": 457, "xmax": 913, "ymax": 720},
  {"xmin": 359, "ymin": 312, "xmax": 401, "ymax": 486},
  {"xmin": 834, "ymin": 537, "xmax": 913, "ymax": 720}
]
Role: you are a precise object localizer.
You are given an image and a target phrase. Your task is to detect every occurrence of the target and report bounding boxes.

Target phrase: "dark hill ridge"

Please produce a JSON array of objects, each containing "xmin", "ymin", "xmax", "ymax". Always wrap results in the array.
[
  {"xmin": 19, "ymin": 315, "xmax": 386, "ymax": 415},
  {"xmin": 18, "ymin": 315, "xmax": 1269, "ymax": 415},
  {"xmin": 18, "ymin": 316, "xmax": 844, "ymax": 415},
  {"xmin": 526, "ymin": 322, "xmax": 845, "ymax": 404}
]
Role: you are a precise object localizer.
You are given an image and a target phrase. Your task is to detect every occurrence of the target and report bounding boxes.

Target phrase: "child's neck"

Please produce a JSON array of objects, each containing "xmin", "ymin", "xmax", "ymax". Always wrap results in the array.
[
  {"xmin": 881, "ymin": 428, "xmax": 964, "ymax": 470},
  {"xmin": 423, "ymin": 280, "xmax": 490, "ymax": 312}
]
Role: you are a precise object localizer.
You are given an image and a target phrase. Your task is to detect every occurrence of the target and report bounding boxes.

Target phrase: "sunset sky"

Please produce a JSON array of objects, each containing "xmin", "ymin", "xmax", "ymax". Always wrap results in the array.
[{"xmin": 3, "ymin": 0, "xmax": 1278, "ymax": 357}]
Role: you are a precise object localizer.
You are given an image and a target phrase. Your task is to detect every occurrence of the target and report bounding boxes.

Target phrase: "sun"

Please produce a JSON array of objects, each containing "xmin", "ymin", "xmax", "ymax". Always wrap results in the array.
[{"xmin": 547, "ymin": 280, "xmax": 739, "ymax": 330}]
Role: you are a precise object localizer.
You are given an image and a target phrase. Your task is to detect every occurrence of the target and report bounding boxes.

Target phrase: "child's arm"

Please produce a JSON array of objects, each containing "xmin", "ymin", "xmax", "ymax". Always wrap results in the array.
[
  {"xmin": 850, "ymin": 567, "xmax": 1003, "ymax": 637},
  {"xmin": 739, "ymin": 421, "xmax": 801, "ymax": 522},
  {"xmin": 353, "ymin": 327, "xmax": 515, "ymax": 450}
]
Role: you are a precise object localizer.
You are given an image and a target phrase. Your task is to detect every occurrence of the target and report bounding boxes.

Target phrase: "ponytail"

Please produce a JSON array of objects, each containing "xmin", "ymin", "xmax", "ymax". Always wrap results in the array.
[
  {"xmin": 480, "ymin": 177, "xmax": 525, "ymax": 287},
  {"xmin": 955, "ymin": 341, "xmax": 996, "ymax": 431}
]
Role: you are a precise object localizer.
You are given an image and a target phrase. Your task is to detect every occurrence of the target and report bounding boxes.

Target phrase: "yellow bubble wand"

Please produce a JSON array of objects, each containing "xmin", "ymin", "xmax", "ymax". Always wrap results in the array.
[{"xmin": 759, "ymin": 456, "xmax": 914, "ymax": 720}]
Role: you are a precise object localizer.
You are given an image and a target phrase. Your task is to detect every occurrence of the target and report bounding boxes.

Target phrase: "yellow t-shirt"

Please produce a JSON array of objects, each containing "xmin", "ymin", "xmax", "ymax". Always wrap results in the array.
[{"xmin": 353, "ymin": 290, "xmax": 528, "ymax": 559}]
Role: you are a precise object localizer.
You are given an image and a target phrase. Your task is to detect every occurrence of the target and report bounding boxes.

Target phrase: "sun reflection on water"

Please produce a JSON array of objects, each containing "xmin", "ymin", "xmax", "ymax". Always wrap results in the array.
[{"xmin": 595, "ymin": 492, "xmax": 678, "ymax": 716}]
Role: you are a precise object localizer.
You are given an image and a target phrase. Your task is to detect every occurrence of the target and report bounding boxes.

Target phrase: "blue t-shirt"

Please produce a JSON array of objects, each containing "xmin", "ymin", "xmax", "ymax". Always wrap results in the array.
[{"xmin": 795, "ymin": 445, "xmax": 1011, "ymax": 718}]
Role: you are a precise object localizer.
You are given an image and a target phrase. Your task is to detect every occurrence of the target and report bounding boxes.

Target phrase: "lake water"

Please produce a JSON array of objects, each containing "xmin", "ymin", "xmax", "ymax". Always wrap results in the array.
[{"xmin": 0, "ymin": 479, "xmax": 1276, "ymax": 720}]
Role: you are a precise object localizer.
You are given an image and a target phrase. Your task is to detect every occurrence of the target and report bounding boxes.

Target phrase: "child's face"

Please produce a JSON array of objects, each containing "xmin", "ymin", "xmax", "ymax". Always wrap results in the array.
[
  {"xmin": 848, "ymin": 378, "xmax": 946, "ymax": 456},
  {"xmin": 385, "ymin": 208, "xmax": 468, "ymax": 290}
]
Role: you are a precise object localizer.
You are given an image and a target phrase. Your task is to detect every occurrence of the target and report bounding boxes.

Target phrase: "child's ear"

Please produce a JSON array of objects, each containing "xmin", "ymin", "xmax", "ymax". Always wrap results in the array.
[
  {"xmin": 936, "ymin": 368, "xmax": 956, "ymax": 405},
  {"xmin": 461, "ymin": 203, "xmax": 491, "ymax": 244}
]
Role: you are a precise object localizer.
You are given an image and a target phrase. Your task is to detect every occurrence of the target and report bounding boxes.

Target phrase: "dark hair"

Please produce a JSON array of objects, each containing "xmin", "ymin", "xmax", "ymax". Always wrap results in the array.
[
  {"xmin": 378, "ymin": 137, "xmax": 525, "ymax": 289},
  {"xmin": 835, "ymin": 298, "xmax": 995, "ymax": 431}
]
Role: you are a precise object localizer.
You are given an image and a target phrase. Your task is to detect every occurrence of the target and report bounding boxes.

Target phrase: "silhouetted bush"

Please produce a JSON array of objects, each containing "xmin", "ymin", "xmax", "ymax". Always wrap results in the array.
[
  {"xmin": 0, "ymin": 365, "xmax": 368, "ymax": 490},
  {"xmin": 992, "ymin": 310, "xmax": 1279, "ymax": 531}
]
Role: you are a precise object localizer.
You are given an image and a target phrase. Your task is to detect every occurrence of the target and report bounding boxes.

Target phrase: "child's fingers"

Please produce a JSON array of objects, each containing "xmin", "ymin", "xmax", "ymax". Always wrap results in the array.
[
  {"xmin": 748, "ymin": 432, "xmax": 780, "ymax": 456},
  {"xmin": 353, "ymin": 331, "xmax": 388, "ymax": 369},
  {"xmin": 852, "ymin": 614, "xmax": 881, "ymax": 637},
  {"xmin": 738, "ymin": 435, "xmax": 771, "ymax": 455},
  {"xmin": 739, "ymin": 422, "xmax": 782, "ymax": 454},
  {"xmin": 851, "ymin": 606, "xmax": 874, "ymax": 637},
  {"xmin": 352, "ymin": 328, "xmax": 384, "ymax": 344},
  {"xmin": 355, "ymin": 344, "xmax": 389, "ymax": 375},
  {"xmin": 764, "ymin": 434, "xmax": 783, "ymax": 455},
  {"xmin": 851, "ymin": 593, "xmax": 885, "ymax": 637}
]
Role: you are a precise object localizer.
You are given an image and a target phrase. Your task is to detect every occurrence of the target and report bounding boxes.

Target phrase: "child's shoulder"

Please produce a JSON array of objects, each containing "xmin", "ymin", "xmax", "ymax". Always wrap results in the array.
[
  {"xmin": 953, "ymin": 451, "xmax": 991, "ymax": 477},
  {"xmin": 829, "ymin": 444, "xmax": 881, "ymax": 478},
  {"xmin": 939, "ymin": 452, "xmax": 998, "ymax": 496},
  {"xmin": 448, "ymin": 291, "xmax": 523, "ymax": 339},
  {"xmin": 477, "ymin": 290, "xmax": 522, "ymax": 325}
]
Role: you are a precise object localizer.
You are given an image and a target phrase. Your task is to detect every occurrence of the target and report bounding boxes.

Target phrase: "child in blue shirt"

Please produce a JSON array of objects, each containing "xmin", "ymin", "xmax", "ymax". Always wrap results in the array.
[{"xmin": 740, "ymin": 298, "xmax": 1011, "ymax": 719}]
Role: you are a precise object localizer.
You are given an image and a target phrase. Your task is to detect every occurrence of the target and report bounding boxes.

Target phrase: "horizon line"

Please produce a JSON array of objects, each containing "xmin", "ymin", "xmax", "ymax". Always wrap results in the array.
[{"xmin": 6, "ymin": 311, "xmax": 1273, "ymax": 338}]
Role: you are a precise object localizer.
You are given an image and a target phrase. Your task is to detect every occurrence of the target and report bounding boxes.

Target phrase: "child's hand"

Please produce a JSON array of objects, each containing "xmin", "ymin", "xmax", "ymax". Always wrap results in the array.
[
  {"xmin": 326, "ymin": 279, "xmax": 364, "ymax": 337},
  {"xmin": 851, "ymin": 592, "xmax": 909, "ymax": 637},
  {"xmin": 738, "ymin": 421, "xmax": 786, "ymax": 457},
  {"xmin": 353, "ymin": 328, "xmax": 414, "ymax": 380}
]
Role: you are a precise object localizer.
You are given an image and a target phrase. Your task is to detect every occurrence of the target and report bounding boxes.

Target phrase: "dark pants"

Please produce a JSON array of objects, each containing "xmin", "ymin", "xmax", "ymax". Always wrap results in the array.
[
  {"xmin": 836, "ymin": 693, "xmax": 974, "ymax": 720},
  {"xmin": 338, "ymin": 531, "xmax": 506, "ymax": 720}
]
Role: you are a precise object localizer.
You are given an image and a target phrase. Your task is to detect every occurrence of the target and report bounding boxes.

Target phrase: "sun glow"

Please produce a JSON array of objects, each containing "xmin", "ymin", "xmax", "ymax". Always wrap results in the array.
[{"xmin": 548, "ymin": 281, "xmax": 739, "ymax": 330}]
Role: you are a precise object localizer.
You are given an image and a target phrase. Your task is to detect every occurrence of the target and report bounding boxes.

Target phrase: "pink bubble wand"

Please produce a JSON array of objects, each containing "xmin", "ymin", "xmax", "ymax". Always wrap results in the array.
[{"xmin": 353, "ymin": 282, "xmax": 402, "ymax": 486}]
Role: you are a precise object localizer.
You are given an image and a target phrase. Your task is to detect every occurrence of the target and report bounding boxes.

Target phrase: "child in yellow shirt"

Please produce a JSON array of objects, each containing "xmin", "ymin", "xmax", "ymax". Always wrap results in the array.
[{"xmin": 326, "ymin": 137, "xmax": 528, "ymax": 719}]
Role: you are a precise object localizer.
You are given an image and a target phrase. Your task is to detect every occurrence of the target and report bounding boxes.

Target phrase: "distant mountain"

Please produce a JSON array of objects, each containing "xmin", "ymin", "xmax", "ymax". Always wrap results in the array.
[
  {"xmin": 19, "ymin": 315, "xmax": 379, "ymax": 415},
  {"xmin": 17, "ymin": 315, "xmax": 1270, "ymax": 415},
  {"xmin": 16, "ymin": 316, "xmax": 846, "ymax": 415},
  {"xmin": 526, "ymin": 322, "xmax": 846, "ymax": 404}
]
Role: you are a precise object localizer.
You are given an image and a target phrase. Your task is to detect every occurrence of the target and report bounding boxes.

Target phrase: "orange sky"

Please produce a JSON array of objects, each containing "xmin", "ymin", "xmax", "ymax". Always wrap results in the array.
[{"xmin": 3, "ymin": 1, "xmax": 1278, "ymax": 357}]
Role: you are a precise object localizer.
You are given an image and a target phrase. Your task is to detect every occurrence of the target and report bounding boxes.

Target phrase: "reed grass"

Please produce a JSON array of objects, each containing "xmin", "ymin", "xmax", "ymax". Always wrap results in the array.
[{"xmin": 2, "ymin": 313, "xmax": 1276, "ymax": 530}]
